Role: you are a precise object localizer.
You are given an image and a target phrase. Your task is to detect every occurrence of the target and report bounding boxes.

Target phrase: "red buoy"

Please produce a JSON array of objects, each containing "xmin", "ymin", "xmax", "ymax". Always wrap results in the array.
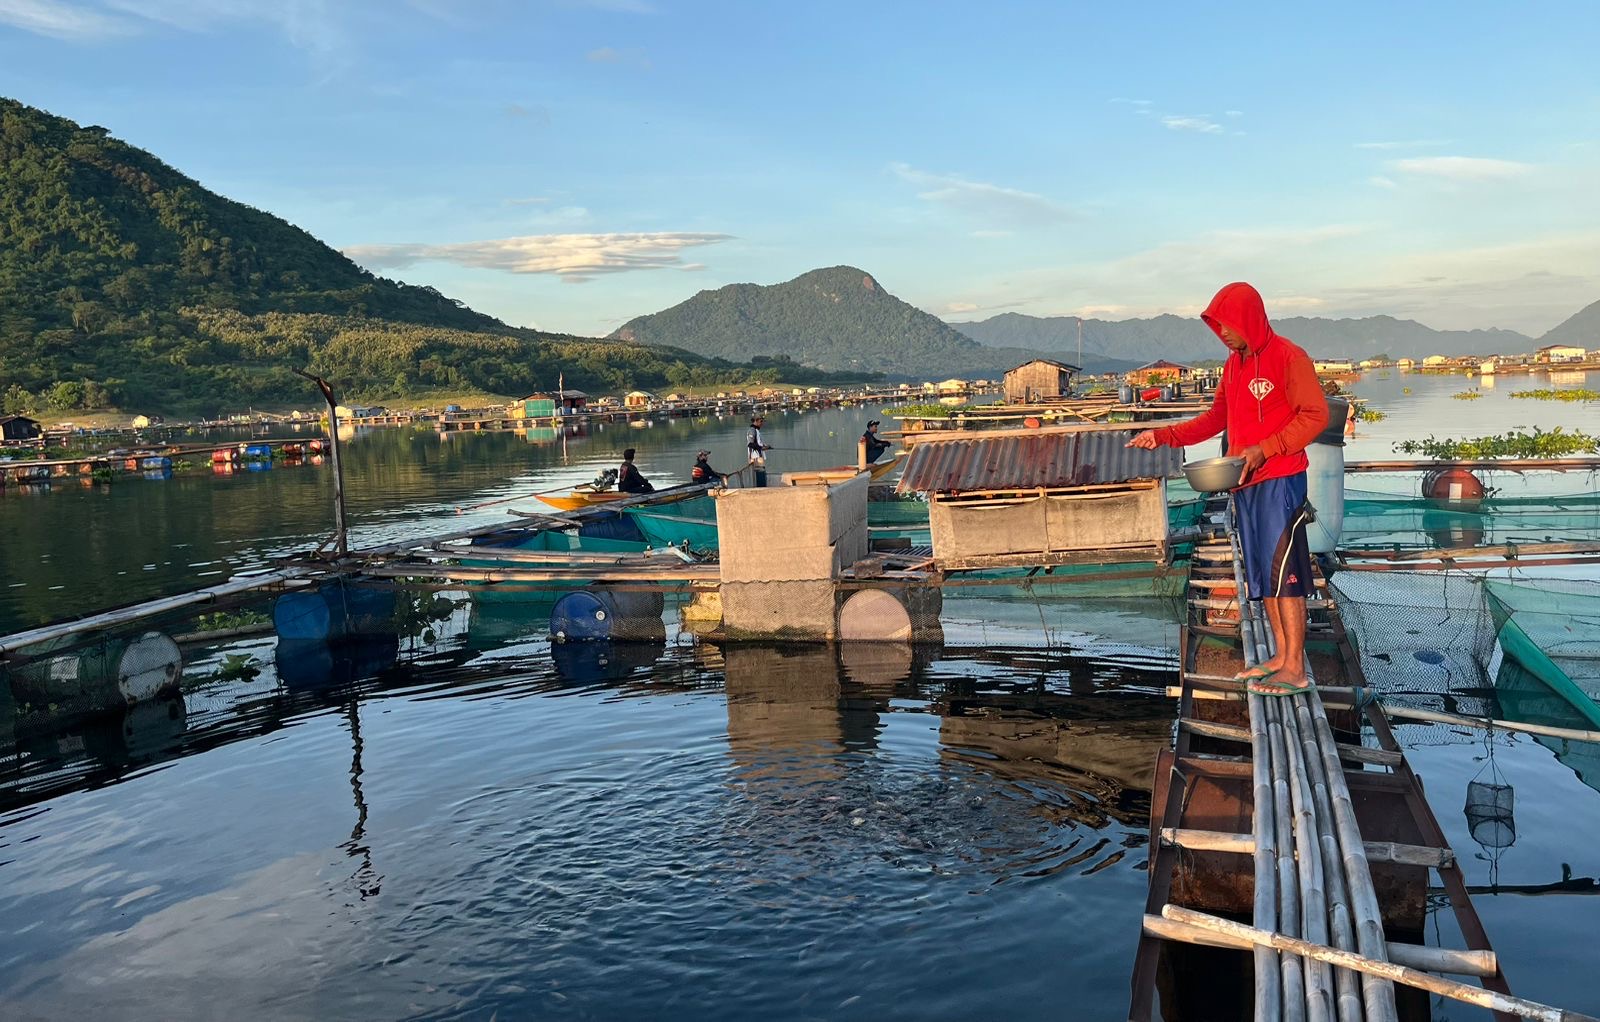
[
  {"xmin": 1422, "ymin": 468, "xmax": 1487, "ymax": 508},
  {"xmin": 1023, "ymin": 416, "xmax": 1042, "ymax": 428}
]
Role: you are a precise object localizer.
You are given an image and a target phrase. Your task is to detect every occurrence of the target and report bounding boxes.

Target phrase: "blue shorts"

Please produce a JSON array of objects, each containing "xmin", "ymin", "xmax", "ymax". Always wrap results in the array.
[{"xmin": 1234, "ymin": 473, "xmax": 1314, "ymax": 600}]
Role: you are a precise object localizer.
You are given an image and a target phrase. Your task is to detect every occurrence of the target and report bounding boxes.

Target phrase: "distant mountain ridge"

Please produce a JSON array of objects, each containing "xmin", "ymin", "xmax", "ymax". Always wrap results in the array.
[
  {"xmin": 611, "ymin": 266, "xmax": 1137, "ymax": 378},
  {"xmin": 1539, "ymin": 299, "xmax": 1600, "ymax": 348},
  {"xmin": 952, "ymin": 311, "xmax": 1544, "ymax": 364}
]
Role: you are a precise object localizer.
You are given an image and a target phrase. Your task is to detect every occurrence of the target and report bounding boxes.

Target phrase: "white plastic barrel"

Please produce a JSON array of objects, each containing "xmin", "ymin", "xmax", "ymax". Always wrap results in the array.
[{"xmin": 1305, "ymin": 396, "xmax": 1348, "ymax": 554}]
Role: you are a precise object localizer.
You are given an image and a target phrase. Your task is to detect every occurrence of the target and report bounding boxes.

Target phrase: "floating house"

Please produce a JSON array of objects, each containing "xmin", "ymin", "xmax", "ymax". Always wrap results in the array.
[
  {"xmin": 1422, "ymin": 354, "xmax": 1451, "ymax": 368},
  {"xmin": 1312, "ymin": 357, "xmax": 1354, "ymax": 374},
  {"xmin": 936, "ymin": 378, "xmax": 968, "ymax": 395},
  {"xmin": 1126, "ymin": 360, "xmax": 1193, "ymax": 386},
  {"xmin": 897, "ymin": 428, "xmax": 1181, "ymax": 569},
  {"xmin": 624, "ymin": 391, "xmax": 654, "ymax": 409},
  {"xmin": 130, "ymin": 414, "xmax": 165, "ymax": 428},
  {"xmin": 1003, "ymin": 358, "xmax": 1082, "ymax": 404},
  {"xmin": 0, "ymin": 414, "xmax": 42, "ymax": 441},
  {"xmin": 1536, "ymin": 343, "xmax": 1587, "ymax": 363}
]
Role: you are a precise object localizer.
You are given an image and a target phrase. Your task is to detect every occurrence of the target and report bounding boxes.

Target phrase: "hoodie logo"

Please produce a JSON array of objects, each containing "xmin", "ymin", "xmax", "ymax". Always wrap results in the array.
[{"xmin": 1248, "ymin": 377, "xmax": 1274, "ymax": 400}]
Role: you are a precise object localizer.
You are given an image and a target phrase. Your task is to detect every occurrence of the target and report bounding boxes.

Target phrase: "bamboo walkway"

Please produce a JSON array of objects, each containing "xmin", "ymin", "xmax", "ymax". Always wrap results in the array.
[{"xmin": 1127, "ymin": 498, "xmax": 1574, "ymax": 1022}]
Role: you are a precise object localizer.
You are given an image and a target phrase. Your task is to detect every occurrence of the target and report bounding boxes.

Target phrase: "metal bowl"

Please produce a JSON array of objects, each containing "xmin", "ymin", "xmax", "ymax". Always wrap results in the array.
[{"xmin": 1183, "ymin": 455, "xmax": 1246, "ymax": 493}]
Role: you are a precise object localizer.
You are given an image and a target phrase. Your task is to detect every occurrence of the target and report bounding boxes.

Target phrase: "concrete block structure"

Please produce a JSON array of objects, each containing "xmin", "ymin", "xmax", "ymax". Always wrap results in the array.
[{"xmin": 715, "ymin": 472, "xmax": 870, "ymax": 640}]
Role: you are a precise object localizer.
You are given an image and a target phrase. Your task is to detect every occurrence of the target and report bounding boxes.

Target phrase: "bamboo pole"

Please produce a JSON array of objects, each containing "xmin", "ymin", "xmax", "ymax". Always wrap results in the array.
[
  {"xmin": 1142, "ymin": 914, "xmax": 1499, "ymax": 978},
  {"xmin": 1267, "ymin": 699, "xmax": 1309, "ymax": 1019},
  {"xmin": 1158, "ymin": 828, "xmax": 1452, "ymax": 870},
  {"xmin": 1284, "ymin": 697, "xmax": 1339, "ymax": 1022},
  {"xmin": 1294, "ymin": 695, "xmax": 1374, "ymax": 1022},
  {"xmin": 1344, "ymin": 457, "xmax": 1600, "ymax": 473},
  {"xmin": 1170, "ymin": 687, "xmax": 1600, "ymax": 748},
  {"xmin": 1226, "ymin": 495, "xmax": 1283, "ymax": 1018},
  {"xmin": 0, "ymin": 568, "xmax": 320, "ymax": 656},
  {"xmin": 1307, "ymin": 693, "xmax": 1400, "ymax": 1022},
  {"xmin": 1156, "ymin": 907, "xmax": 1600, "ymax": 1022},
  {"xmin": 1249, "ymin": 685, "xmax": 1282, "ymax": 1018}
]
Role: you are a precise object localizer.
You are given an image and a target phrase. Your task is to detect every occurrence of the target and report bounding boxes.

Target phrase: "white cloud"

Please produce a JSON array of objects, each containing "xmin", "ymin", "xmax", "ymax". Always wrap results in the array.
[
  {"xmin": 971, "ymin": 229, "xmax": 1012, "ymax": 239},
  {"xmin": 945, "ymin": 301, "xmax": 979, "ymax": 314},
  {"xmin": 1162, "ymin": 115, "xmax": 1224, "ymax": 134},
  {"xmin": 1225, "ymin": 110, "xmax": 1243, "ymax": 118},
  {"xmin": 1354, "ymin": 139, "xmax": 1451, "ymax": 150},
  {"xmin": 890, "ymin": 163, "xmax": 1076, "ymax": 227},
  {"xmin": 504, "ymin": 196, "xmax": 552, "ymax": 206},
  {"xmin": 0, "ymin": 0, "xmax": 130, "ymax": 38},
  {"xmin": 1391, "ymin": 156, "xmax": 1535, "ymax": 182},
  {"xmin": 343, "ymin": 231, "xmax": 733, "ymax": 283},
  {"xmin": 1109, "ymin": 97, "xmax": 1153, "ymax": 106},
  {"xmin": 1368, "ymin": 175, "xmax": 1399, "ymax": 189}
]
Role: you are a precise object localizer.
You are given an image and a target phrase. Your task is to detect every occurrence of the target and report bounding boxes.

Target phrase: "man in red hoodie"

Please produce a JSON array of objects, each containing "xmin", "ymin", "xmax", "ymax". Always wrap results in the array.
[{"xmin": 1128, "ymin": 282, "xmax": 1329, "ymax": 695}]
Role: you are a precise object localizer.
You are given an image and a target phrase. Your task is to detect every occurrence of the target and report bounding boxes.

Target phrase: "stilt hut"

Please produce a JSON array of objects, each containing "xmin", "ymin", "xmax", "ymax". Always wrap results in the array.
[{"xmin": 1003, "ymin": 358, "xmax": 1081, "ymax": 404}]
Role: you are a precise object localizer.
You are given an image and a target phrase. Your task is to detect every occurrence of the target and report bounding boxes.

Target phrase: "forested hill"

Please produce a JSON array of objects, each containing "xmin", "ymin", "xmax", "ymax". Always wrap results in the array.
[
  {"xmin": 610, "ymin": 266, "xmax": 1135, "ymax": 378},
  {"xmin": 0, "ymin": 98, "xmax": 859, "ymax": 415}
]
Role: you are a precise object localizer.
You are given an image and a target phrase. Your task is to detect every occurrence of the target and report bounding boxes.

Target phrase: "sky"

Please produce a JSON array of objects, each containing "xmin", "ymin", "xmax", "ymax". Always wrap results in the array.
[{"xmin": 2, "ymin": 0, "xmax": 1598, "ymax": 338}]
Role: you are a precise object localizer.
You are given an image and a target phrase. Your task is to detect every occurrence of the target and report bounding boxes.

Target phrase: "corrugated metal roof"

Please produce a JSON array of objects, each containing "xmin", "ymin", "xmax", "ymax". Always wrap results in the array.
[{"xmin": 897, "ymin": 430, "xmax": 1181, "ymax": 493}]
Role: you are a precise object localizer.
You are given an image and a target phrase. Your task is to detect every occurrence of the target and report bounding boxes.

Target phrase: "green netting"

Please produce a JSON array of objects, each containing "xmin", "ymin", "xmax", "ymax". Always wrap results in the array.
[
  {"xmin": 1484, "ymin": 579, "xmax": 1600, "ymax": 711},
  {"xmin": 1331, "ymin": 570, "xmax": 1600, "ymax": 758},
  {"xmin": 1338, "ymin": 488, "xmax": 1600, "ymax": 553},
  {"xmin": 1327, "ymin": 571, "xmax": 1499, "ymax": 722}
]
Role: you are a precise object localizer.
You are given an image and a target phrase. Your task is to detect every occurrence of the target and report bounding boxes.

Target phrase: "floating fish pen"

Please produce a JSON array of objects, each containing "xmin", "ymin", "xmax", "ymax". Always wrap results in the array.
[{"xmin": 896, "ymin": 426, "xmax": 1181, "ymax": 570}]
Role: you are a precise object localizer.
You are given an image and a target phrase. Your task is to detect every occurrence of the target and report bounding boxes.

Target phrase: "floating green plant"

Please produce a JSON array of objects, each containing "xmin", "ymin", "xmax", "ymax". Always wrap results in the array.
[
  {"xmin": 886, "ymin": 404, "xmax": 953, "ymax": 418},
  {"xmin": 1509, "ymin": 388, "xmax": 1600, "ymax": 402},
  {"xmin": 1452, "ymin": 390, "xmax": 1483, "ymax": 400},
  {"xmin": 1394, "ymin": 426, "xmax": 1599, "ymax": 460}
]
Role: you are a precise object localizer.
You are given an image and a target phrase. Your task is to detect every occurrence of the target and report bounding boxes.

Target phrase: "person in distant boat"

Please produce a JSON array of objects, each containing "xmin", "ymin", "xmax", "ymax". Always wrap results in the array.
[
  {"xmin": 747, "ymin": 415, "xmax": 771, "ymax": 486},
  {"xmin": 1127, "ymin": 282, "xmax": 1328, "ymax": 697},
  {"xmin": 691, "ymin": 449, "xmax": 728, "ymax": 486},
  {"xmin": 616, "ymin": 448, "xmax": 654, "ymax": 494},
  {"xmin": 861, "ymin": 420, "xmax": 891, "ymax": 464}
]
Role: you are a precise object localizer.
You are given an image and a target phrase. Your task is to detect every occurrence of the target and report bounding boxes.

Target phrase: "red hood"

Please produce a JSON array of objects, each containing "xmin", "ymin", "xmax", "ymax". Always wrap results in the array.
[{"xmin": 1202, "ymin": 281, "xmax": 1277, "ymax": 354}]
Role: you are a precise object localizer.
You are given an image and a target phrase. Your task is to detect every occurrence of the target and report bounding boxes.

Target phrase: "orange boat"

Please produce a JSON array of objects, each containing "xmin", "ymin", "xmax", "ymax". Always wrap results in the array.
[{"xmin": 534, "ymin": 489, "xmax": 638, "ymax": 512}]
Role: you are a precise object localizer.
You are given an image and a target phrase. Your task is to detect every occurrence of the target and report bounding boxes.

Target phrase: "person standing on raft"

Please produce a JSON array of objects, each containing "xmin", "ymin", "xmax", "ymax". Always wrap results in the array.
[{"xmin": 1128, "ymin": 281, "xmax": 1328, "ymax": 695}]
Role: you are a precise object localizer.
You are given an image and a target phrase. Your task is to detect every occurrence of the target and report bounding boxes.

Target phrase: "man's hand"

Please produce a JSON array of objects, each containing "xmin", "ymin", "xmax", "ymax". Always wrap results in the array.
[
  {"xmin": 1237, "ymin": 444, "xmax": 1267, "ymax": 483},
  {"xmin": 1126, "ymin": 430, "xmax": 1161, "ymax": 450}
]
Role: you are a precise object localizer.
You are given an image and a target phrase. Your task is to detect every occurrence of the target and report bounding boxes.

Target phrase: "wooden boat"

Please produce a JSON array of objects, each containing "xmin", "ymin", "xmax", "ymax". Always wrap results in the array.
[
  {"xmin": 535, "ymin": 489, "xmax": 638, "ymax": 512},
  {"xmin": 534, "ymin": 483, "xmax": 709, "ymax": 513}
]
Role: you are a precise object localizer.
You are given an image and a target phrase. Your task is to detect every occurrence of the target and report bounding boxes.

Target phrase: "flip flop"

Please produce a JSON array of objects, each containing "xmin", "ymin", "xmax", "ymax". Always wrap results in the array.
[
  {"xmin": 1250, "ymin": 676, "xmax": 1314, "ymax": 697},
  {"xmin": 1233, "ymin": 665, "xmax": 1276, "ymax": 683}
]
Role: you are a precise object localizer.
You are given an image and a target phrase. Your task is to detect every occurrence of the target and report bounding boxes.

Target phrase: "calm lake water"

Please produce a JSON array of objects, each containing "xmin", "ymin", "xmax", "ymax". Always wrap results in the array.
[{"xmin": 2, "ymin": 372, "xmax": 1599, "ymax": 1019}]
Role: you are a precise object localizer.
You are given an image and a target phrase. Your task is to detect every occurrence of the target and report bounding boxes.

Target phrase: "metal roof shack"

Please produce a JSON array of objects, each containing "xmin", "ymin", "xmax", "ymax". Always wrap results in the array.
[
  {"xmin": 897, "ymin": 429, "xmax": 1180, "ymax": 494},
  {"xmin": 897, "ymin": 428, "xmax": 1180, "ymax": 570}
]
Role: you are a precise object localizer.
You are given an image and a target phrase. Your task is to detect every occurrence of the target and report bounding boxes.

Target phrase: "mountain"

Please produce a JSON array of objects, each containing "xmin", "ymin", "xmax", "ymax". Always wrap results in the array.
[
  {"xmin": 954, "ymin": 311, "xmax": 1538, "ymax": 364},
  {"xmin": 610, "ymin": 266, "xmax": 1137, "ymax": 378},
  {"xmin": 1539, "ymin": 299, "xmax": 1600, "ymax": 347},
  {"xmin": 0, "ymin": 98, "xmax": 859, "ymax": 415}
]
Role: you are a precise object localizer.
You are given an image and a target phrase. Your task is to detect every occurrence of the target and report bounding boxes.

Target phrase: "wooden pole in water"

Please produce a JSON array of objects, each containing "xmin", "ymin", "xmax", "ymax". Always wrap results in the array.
[
  {"xmin": 1156, "ymin": 907, "xmax": 1600, "ymax": 1022},
  {"xmin": 295, "ymin": 368, "xmax": 349, "ymax": 557}
]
